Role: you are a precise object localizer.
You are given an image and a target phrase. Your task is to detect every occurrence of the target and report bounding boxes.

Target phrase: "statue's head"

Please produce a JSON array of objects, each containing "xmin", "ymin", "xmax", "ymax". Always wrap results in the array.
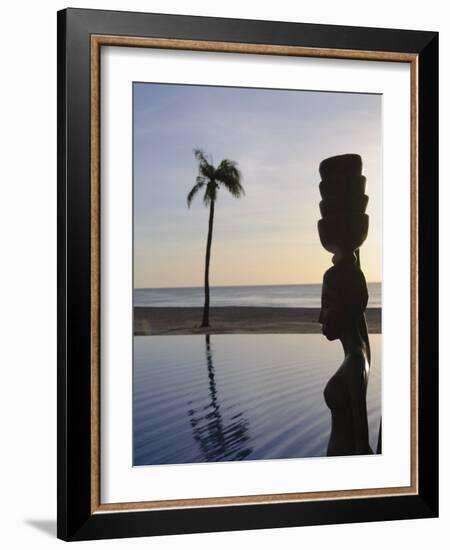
[{"xmin": 319, "ymin": 262, "xmax": 368, "ymax": 341}]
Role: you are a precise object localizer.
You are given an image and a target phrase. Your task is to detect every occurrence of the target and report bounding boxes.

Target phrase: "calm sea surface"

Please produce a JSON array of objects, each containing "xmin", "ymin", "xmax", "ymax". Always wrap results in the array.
[
  {"xmin": 133, "ymin": 334, "xmax": 381, "ymax": 466},
  {"xmin": 134, "ymin": 283, "xmax": 381, "ymax": 308}
]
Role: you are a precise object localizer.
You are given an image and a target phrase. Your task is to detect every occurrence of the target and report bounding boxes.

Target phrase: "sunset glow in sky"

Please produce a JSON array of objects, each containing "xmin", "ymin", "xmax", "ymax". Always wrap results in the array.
[{"xmin": 133, "ymin": 83, "xmax": 382, "ymax": 289}]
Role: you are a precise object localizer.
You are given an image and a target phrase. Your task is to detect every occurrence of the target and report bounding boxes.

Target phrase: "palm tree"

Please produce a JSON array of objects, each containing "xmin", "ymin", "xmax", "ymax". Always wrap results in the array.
[{"xmin": 187, "ymin": 149, "xmax": 245, "ymax": 327}]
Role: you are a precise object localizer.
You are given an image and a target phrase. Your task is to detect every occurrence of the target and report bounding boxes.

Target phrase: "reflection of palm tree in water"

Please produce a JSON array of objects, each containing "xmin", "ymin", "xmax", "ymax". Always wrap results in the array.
[{"xmin": 187, "ymin": 335, "xmax": 252, "ymax": 461}]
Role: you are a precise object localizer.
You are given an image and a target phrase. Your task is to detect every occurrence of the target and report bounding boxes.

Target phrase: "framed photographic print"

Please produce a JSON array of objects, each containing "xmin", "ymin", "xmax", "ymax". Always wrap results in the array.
[{"xmin": 57, "ymin": 8, "xmax": 438, "ymax": 541}]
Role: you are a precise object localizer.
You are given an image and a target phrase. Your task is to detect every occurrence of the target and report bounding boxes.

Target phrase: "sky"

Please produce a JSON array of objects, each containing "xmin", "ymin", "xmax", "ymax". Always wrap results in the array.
[{"xmin": 133, "ymin": 83, "xmax": 382, "ymax": 289}]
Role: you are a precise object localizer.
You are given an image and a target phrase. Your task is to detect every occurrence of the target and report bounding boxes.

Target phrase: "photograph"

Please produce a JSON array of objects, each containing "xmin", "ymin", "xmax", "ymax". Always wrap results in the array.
[
  {"xmin": 132, "ymin": 82, "xmax": 383, "ymax": 466},
  {"xmin": 54, "ymin": 5, "xmax": 439, "ymax": 542}
]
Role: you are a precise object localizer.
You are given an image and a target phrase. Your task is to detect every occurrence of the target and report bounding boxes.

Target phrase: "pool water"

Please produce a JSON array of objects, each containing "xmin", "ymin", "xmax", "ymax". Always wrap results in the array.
[{"xmin": 133, "ymin": 334, "xmax": 381, "ymax": 465}]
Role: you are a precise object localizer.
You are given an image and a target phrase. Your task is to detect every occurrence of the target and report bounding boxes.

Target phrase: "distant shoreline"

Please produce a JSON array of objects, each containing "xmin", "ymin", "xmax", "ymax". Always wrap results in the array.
[{"xmin": 134, "ymin": 306, "xmax": 381, "ymax": 336}]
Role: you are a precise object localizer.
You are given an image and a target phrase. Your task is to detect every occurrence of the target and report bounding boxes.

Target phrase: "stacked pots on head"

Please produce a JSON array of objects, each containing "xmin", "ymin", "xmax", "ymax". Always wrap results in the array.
[{"xmin": 317, "ymin": 154, "xmax": 369, "ymax": 265}]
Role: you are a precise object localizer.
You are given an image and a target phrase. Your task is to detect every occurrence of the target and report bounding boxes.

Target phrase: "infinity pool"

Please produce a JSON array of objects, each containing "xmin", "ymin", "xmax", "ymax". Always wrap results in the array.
[{"xmin": 133, "ymin": 334, "xmax": 381, "ymax": 465}]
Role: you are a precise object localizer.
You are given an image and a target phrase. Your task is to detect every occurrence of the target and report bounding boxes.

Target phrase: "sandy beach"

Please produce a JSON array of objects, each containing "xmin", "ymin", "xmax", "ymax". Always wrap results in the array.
[{"xmin": 134, "ymin": 307, "xmax": 381, "ymax": 335}]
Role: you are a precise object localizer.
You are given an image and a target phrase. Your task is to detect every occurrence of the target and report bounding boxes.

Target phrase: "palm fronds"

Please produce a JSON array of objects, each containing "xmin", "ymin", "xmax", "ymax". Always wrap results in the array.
[
  {"xmin": 187, "ymin": 176, "xmax": 207, "ymax": 207},
  {"xmin": 188, "ymin": 150, "xmax": 244, "ymax": 207}
]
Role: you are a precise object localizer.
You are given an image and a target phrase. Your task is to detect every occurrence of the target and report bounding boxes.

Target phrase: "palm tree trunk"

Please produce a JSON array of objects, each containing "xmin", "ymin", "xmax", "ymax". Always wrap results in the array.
[{"xmin": 201, "ymin": 200, "xmax": 215, "ymax": 327}]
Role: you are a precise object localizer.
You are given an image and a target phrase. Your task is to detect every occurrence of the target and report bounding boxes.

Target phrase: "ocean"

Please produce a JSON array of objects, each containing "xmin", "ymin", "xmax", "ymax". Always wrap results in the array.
[{"xmin": 134, "ymin": 283, "xmax": 381, "ymax": 308}]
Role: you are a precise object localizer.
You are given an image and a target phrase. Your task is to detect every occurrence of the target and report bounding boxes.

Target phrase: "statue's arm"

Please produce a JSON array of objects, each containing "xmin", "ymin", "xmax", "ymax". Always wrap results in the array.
[{"xmin": 347, "ymin": 364, "xmax": 372, "ymax": 454}]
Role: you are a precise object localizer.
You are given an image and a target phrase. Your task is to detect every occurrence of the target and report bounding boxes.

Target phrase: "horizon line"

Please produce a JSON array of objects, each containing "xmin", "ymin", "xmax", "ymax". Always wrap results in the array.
[{"xmin": 134, "ymin": 281, "xmax": 382, "ymax": 290}]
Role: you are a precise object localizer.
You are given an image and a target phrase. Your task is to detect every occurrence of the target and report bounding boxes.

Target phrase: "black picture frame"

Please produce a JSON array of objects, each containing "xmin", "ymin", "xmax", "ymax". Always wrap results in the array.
[{"xmin": 57, "ymin": 7, "xmax": 438, "ymax": 541}]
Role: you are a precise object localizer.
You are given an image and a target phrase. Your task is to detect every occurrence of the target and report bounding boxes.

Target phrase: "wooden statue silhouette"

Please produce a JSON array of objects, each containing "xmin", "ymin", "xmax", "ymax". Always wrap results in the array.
[{"xmin": 317, "ymin": 154, "xmax": 373, "ymax": 456}]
